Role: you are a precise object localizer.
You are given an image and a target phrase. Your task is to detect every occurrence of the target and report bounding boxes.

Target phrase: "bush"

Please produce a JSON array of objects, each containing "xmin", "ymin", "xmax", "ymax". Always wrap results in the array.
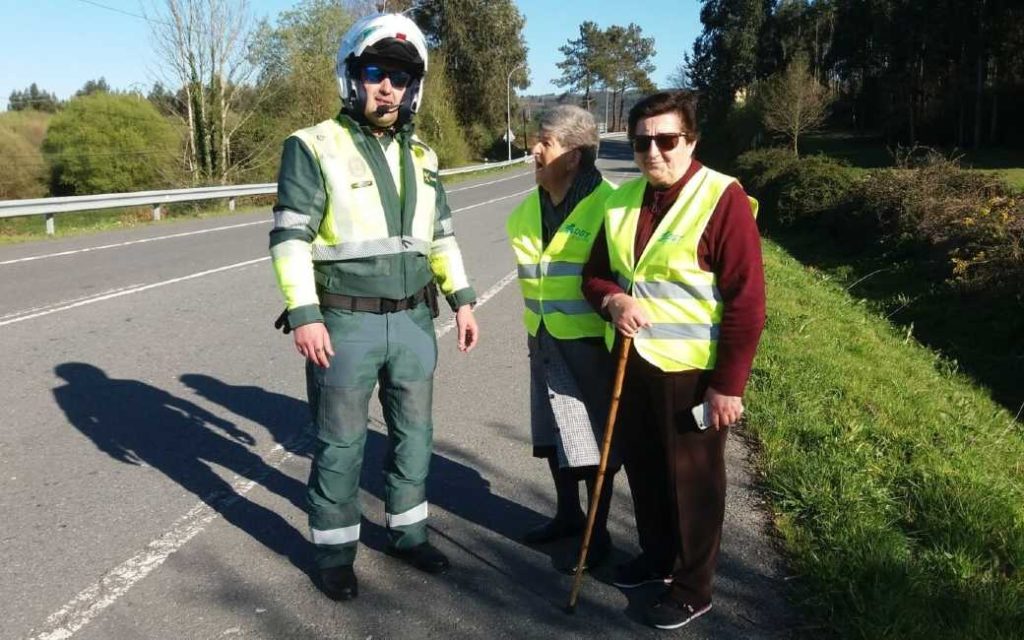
[
  {"xmin": 0, "ymin": 112, "xmax": 50, "ymax": 199},
  {"xmin": 734, "ymin": 148, "xmax": 855, "ymax": 227},
  {"xmin": 0, "ymin": 128, "xmax": 47, "ymax": 199},
  {"xmin": 733, "ymin": 147, "xmax": 799, "ymax": 194},
  {"xmin": 776, "ymin": 154, "xmax": 857, "ymax": 224},
  {"xmin": 43, "ymin": 93, "xmax": 182, "ymax": 195}
]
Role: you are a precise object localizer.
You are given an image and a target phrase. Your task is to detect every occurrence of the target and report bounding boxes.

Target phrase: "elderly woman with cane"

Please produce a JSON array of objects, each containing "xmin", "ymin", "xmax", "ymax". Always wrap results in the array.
[
  {"xmin": 506, "ymin": 105, "xmax": 619, "ymax": 570},
  {"xmin": 582, "ymin": 91, "xmax": 766, "ymax": 629}
]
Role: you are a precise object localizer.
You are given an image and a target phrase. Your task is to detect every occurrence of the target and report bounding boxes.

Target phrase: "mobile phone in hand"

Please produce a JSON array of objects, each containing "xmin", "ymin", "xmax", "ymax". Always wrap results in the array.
[{"xmin": 691, "ymin": 402, "xmax": 711, "ymax": 431}]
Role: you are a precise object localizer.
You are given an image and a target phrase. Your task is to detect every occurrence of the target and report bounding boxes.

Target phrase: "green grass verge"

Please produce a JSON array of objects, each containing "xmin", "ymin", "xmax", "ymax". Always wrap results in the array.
[
  {"xmin": 800, "ymin": 132, "xmax": 1024, "ymax": 191},
  {"xmin": 749, "ymin": 240, "xmax": 1024, "ymax": 639},
  {"xmin": 0, "ymin": 161, "xmax": 533, "ymax": 246}
]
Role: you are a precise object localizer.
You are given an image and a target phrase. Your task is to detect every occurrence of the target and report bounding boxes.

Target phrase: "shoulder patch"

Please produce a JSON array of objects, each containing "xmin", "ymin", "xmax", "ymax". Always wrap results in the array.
[{"xmin": 422, "ymin": 168, "xmax": 439, "ymax": 187}]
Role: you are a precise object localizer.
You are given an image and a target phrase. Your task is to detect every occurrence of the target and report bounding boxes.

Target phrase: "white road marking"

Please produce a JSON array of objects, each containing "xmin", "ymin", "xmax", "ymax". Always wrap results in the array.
[
  {"xmin": 27, "ymin": 267, "xmax": 519, "ymax": 640},
  {"xmin": 446, "ymin": 171, "xmax": 532, "ymax": 193},
  {"xmin": 434, "ymin": 269, "xmax": 517, "ymax": 338},
  {"xmin": 1, "ymin": 189, "xmax": 528, "ymax": 329},
  {"xmin": 452, "ymin": 188, "xmax": 534, "ymax": 213},
  {"xmin": 0, "ymin": 221, "xmax": 270, "ymax": 266},
  {"xmin": 0, "ymin": 285, "xmax": 144, "ymax": 322},
  {"xmin": 0, "ymin": 259, "xmax": 268, "ymax": 328},
  {"xmin": 3, "ymin": 172, "xmax": 532, "ymax": 267}
]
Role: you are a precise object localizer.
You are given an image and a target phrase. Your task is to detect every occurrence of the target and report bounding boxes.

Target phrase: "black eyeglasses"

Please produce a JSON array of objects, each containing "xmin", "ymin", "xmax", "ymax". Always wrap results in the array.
[
  {"xmin": 631, "ymin": 133, "xmax": 691, "ymax": 153},
  {"xmin": 361, "ymin": 65, "xmax": 413, "ymax": 89}
]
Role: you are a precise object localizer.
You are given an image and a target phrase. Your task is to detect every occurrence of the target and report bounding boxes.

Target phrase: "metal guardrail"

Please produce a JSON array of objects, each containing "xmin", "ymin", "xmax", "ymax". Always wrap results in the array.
[{"xmin": 0, "ymin": 154, "xmax": 533, "ymax": 235}]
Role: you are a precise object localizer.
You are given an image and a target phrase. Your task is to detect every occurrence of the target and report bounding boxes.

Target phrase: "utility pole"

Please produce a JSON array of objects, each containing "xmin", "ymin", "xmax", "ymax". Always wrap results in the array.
[{"xmin": 507, "ymin": 61, "xmax": 526, "ymax": 162}]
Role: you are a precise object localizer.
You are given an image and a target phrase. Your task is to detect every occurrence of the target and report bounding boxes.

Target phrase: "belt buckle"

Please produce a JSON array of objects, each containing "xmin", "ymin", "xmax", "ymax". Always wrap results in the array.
[{"xmin": 380, "ymin": 298, "xmax": 398, "ymax": 313}]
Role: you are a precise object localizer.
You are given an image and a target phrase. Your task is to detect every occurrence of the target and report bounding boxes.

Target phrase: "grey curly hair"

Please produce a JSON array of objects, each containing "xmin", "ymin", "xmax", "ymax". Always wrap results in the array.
[{"xmin": 539, "ymin": 105, "xmax": 600, "ymax": 167}]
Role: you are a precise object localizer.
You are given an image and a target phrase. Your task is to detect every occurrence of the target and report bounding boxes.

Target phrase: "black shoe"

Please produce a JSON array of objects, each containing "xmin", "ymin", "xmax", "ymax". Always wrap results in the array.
[
  {"xmin": 612, "ymin": 555, "xmax": 673, "ymax": 589},
  {"xmin": 522, "ymin": 515, "xmax": 585, "ymax": 544},
  {"xmin": 645, "ymin": 591, "xmax": 712, "ymax": 630},
  {"xmin": 386, "ymin": 541, "xmax": 450, "ymax": 574},
  {"xmin": 318, "ymin": 565, "xmax": 358, "ymax": 601}
]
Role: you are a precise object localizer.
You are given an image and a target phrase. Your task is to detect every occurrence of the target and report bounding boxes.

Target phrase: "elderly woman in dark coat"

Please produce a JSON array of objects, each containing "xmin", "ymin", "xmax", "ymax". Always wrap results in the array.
[{"xmin": 506, "ymin": 105, "xmax": 619, "ymax": 568}]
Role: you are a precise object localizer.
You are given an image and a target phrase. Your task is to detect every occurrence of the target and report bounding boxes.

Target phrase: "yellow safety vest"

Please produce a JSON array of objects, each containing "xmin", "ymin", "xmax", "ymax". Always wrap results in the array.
[
  {"xmin": 604, "ymin": 167, "xmax": 758, "ymax": 371},
  {"xmin": 290, "ymin": 119, "xmax": 438, "ymax": 259},
  {"xmin": 507, "ymin": 179, "xmax": 615, "ymax": 339},
  {"xmin": 272, "ymin": 118, "xmax": 470, "ymax": 311}
]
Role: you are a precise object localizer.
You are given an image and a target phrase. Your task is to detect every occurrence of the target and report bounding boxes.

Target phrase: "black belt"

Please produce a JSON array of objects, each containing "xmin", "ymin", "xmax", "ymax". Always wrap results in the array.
[{"xmin": 319, "ymin": 287, "xmax": 428, "ymax": 314}]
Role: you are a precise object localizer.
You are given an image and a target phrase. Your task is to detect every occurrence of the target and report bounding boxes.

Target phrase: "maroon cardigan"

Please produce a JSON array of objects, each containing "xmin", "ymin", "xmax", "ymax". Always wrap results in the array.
[{"xmin": 582, "ymin": 160, "xmax": 766, "ymax": 396}]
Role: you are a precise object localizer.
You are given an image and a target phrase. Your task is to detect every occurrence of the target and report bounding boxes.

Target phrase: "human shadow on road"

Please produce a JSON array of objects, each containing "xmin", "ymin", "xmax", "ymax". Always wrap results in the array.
[
  {"xmin": 53, "ymin": 363, "xmax": 311, "ymax": 571},
  {"xmin": 180, "ymin": 374, "xmax": 313, "ymax": 460},
  {"xmin": 177, "ymin": 375, "xmax": 575, "ymax": 586}
]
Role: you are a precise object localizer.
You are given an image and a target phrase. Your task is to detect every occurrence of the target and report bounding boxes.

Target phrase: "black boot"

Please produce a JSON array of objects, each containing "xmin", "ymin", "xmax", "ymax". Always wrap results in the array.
[
  {"xmin": 524, "ymin": 456, "xmax": 586, "ymax": 544},
  {"xmin": 386, "ymin": 541, "xmax": 450, "ymax": 574},
  {"xmin": 318, "ymin": 565, "xmax": 358, "ymax": 601}
]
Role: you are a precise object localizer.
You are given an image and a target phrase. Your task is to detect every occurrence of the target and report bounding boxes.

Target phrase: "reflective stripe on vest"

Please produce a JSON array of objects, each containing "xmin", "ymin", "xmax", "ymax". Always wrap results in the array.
[
  {"xmin": 290, "ymin": 119, "xmax": 437, "ymax": 258},
  {"xmin": 604, "ymin": 168, "xmax": 756, "ymax": 372},
  {"xmin": 506, "ymin": 179, "xmax": 615, "ymax": 339}
]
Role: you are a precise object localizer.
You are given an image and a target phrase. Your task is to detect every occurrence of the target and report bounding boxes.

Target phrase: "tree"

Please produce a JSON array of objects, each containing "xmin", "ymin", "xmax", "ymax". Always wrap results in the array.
[
  {"xmin": 250, "ymin": 0, "xmax": 354, "ymax": 135},
  {"xmin": 412, "ymin": 0, "xmax": 528, "ymax": 150},
  {"xmin": 75, "ymin": 78, "xmax": 111, "ymax": 97},
  {"xmin": 416, "ymin": 49, "xmax": 472, "ymax": 168},
  {"xmin": 599, "ymin": 24, "xmax": 656, "ymax": 131},
  {"xmin": 8, "ymin": 83, "xmax": 61, "ymax": 112},
  {"xmin": 554, "ymin": 22, "xmax": 607, "ymax": 110},
  {"xmin": 668, "ymin": 63, "xmax": 688, "ymax": 89},
  {"xmin": 42, "ymin": 93, "xmax": 181, "ymax": 195},
  {"xmin": 686, "ymin": 0, "xmax": 771, "ymax": 127},
  {"xmin": 760, "ymin": 53, "xmax": 830, "ymax": 155},
  {"xmin": 147, "ymin": 0, "xmax": 264, "ymax": 184}
]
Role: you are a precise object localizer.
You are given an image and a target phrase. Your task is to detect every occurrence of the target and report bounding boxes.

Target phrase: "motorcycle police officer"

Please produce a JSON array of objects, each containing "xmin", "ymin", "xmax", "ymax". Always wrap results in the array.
[{"xmin": 270, "ymin": 13, "xmax": 479, "ymax": 601}]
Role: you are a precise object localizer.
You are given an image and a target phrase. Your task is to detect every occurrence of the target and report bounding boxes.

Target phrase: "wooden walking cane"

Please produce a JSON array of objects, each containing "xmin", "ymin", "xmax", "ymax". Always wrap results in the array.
[{"xmin": 566, "ymin": 335, "xmax": 632, "ymax": 613}]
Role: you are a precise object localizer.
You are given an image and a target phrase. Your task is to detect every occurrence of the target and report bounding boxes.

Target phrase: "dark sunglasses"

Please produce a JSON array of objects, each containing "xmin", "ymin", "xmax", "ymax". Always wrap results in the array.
[
  {"xmin": 361, "ymin": 65, "xmax": 413, "ymax": 89},
  {"xmin": 631, "ymin": 133, "xmax": 691, "ymax": 153}
]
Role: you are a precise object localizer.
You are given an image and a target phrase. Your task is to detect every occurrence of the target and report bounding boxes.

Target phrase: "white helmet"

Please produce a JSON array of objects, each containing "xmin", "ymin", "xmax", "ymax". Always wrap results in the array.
[{"xmin": 337, "ymin": 13, "xmax": 429, "ymax": 123}]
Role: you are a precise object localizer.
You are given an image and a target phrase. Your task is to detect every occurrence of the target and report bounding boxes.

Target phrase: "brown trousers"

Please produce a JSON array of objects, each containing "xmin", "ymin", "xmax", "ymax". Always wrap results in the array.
[{"xmin": 616, "ymin": 346, "xmax": 728, "ymax": 605}]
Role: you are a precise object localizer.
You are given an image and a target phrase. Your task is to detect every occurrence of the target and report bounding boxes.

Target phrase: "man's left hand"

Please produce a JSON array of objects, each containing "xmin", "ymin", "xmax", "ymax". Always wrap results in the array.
[
  {"xmin": 704, "ymin": 386, "xmax": 744, "ymax": 431},
  {"xmin": 456, "ymin": 305, "xmax": 478, "ymax": 352}
]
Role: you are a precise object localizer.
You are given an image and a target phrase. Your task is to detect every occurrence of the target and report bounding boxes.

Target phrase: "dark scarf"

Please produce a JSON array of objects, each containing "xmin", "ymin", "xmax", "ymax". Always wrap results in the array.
[{"xmin": 539, "ymin": 164, "xmax": 603, "ymax": 247}]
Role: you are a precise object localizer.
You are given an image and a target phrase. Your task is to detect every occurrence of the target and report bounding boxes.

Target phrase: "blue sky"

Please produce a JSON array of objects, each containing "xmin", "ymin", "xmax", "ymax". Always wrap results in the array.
[{"xmin": 0, "ymin": 0, "xmax": 702, "ymax": 104}]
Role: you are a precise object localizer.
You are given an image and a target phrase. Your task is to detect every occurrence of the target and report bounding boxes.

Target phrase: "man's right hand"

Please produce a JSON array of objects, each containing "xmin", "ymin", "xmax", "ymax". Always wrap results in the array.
[
  {"xmin": 293, "ymin": 322, "xmax": 334, "ymax": 368},
  {"xmin": 607, "ymin": 293, "xmax": 651, "ymax": 338}
]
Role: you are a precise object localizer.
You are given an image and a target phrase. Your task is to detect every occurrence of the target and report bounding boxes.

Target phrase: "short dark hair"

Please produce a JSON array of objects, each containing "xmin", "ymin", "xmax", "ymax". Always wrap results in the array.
[{"xmin": 627, "ymin": 91, "xmax": 699, "ymax": 141}]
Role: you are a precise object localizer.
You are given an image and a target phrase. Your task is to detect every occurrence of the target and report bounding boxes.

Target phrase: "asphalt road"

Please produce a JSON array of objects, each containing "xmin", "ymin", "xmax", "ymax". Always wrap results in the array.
[{"xmin": 0, "ymin": 139, "xmax": 795, "ymax": 640}]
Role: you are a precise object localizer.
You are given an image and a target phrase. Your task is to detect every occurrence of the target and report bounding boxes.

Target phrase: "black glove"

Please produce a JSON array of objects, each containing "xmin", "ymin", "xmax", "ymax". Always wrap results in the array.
[{"xmin": 274, "ymin": 308, "xmax": 292, "ymax": 334}]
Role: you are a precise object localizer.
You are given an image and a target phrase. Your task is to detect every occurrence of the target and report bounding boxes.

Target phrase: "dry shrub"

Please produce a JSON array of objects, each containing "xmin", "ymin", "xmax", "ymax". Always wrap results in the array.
[{"xmin": 861, "ymin": 151, "xmax": 1024, "ymax": 294}]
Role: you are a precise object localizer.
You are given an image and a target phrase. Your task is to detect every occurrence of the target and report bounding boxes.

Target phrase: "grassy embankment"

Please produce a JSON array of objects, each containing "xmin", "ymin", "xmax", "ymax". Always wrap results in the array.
[
  {"xmin": 802, "ymin": 131, "xmax": 1024, "ymax": 190},
  {"xmin": 0, "ymin": 161, "xmax": 531, "ymax": 245},
  {"xmin": 749, "ymin": 239, "xmax": 1024, "ymax": 639}
]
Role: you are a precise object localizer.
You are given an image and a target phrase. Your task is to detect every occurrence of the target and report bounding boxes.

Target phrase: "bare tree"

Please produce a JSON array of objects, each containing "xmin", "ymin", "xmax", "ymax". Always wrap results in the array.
[
  {"xmin": 760, "ymin": 53, "xmax": 830, "ymax": 156},
  {"xmin": 667, "ymin": 62, "xmax": 687, "ymax": 89},
  {"xmin": 147, "ymin": 0, "xmax": 265, "ymax": 184}
]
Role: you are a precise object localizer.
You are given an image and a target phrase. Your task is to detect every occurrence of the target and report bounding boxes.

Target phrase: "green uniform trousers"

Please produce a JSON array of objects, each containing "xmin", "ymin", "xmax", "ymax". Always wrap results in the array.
[{"xmin": 305, "ymin": 302, "xmax": 437, "ymax": 569}]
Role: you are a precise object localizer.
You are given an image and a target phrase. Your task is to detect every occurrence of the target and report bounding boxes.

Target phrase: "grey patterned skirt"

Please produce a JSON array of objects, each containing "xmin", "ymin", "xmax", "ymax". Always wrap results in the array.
[{"xmin": 528, "ymin": 326, "xmax": 617, "ymax": 469}]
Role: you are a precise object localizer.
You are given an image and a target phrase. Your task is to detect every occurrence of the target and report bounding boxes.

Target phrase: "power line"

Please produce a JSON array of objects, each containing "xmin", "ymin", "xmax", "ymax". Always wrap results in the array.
[{"xmin": 69, "ymin": 0, "xmax": 171, "ymax": 26}]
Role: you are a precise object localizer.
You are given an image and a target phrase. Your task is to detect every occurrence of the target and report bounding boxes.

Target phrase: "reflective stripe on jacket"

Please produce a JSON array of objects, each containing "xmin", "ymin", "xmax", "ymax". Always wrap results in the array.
[
  {"xmin": 604, "ymin": 167, "xmax": 756, "ymax": 371},
  {"xmin": 507, "ymin": 179, "xmax": 616, "ymax": 339}
]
